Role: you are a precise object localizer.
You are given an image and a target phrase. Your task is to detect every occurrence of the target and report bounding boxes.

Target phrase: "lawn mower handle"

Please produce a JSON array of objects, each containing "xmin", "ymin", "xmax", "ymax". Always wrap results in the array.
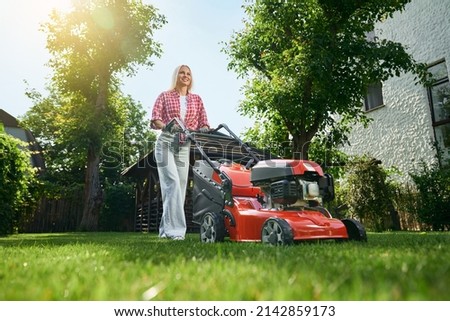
[
  {"xmin": 172, "ymin": 118, "xmax": 236, "ymax": 205},
  {"xmin": 213, "ymin": 123, "xmax": 261, "ymax": 168},
  {"xmin": 167, "ymin": 117, "xmax": 228, "ymax": 175}
]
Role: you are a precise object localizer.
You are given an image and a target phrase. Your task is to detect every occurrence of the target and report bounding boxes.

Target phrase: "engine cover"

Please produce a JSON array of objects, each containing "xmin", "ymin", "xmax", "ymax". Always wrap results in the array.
[{"xmin": 250, "ymin": 159, "xmax": 324, "ymax": 185}]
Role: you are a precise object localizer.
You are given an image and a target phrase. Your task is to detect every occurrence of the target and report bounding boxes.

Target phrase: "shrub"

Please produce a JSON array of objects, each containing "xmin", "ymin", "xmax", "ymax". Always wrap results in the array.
[
  {"xmin": 0, "ymin": 127, "xmax": 37, "ymax": 235},
  {"xmin": 389, "ymin": 181, "xmax": 426, "ymax": 231},
  {"xmin": 410, "ymin": 163, "xmax": 450, "ymax": 231},
  {"xmin": 99, "ymin": 182, "xmax": 135, "ymax": 231},
  {"xmin": 341, "ymin": 155, "xmax": 393, "ymax": 232}
]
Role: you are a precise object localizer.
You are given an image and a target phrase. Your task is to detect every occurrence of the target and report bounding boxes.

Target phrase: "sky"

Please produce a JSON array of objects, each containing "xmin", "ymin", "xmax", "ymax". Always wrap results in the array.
[{"xmin": 0, "ymin": 0, "xmax": 253, "ymax": 135}]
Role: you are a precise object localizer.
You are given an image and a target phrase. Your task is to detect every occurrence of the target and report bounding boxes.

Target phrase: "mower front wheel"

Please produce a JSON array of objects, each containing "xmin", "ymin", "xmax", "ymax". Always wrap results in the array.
[
  {"xmin": 261, "ymin": 218, "xmax": 294, "ymax": 245},
  {"xmin": 200, "ymin": 212, "xmax": 225, "ymax": 243},
  {"xmin": 341, "ymin": 218, "xmax": 367, "ymax": 242}
]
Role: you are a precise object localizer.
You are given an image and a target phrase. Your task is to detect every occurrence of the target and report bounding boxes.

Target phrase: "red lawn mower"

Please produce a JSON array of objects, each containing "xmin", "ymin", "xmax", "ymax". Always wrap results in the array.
[{"xmin": 174, "ymin": 119, "xmax": 367, "ymax": 245}]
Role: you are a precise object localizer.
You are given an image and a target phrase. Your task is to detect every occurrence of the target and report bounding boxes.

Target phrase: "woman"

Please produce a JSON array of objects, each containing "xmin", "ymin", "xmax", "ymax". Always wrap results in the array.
[{"xmin": 151, "ymin": 65, "xmax": 210, "ymax": 240}]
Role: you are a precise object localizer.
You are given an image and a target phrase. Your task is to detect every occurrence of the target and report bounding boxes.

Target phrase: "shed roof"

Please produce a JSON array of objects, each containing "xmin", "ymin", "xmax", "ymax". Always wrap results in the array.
[
  {"xmin": 0, "ymin": 109, "xmax": 20, "ymax": 127},
  {"xmin": 0, "ymin": 109, "xmax": 45, "ymax": 170}
]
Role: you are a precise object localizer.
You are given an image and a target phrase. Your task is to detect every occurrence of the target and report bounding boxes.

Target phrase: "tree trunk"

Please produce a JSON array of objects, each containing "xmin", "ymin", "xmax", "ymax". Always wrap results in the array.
[
  {"xmin": 292, "ymin": 134, "xmax": 310, "ymax": 160},
  {"xmin": 78, "ymin": 72, "xmax": 109, "ymax": 231},
  {"xmin": 79, "ymin": 144, "xmax": 103, "ymax": 231},
  {"xmin": 290, "ymin": 119, "xmax": 321, "ymax": 160}
]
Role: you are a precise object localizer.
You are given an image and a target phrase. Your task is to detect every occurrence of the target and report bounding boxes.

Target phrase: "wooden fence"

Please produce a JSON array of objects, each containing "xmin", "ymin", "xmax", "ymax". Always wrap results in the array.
[{"xmin": 20, "ymin": 190, "xmax": 84, "ymax": 233}]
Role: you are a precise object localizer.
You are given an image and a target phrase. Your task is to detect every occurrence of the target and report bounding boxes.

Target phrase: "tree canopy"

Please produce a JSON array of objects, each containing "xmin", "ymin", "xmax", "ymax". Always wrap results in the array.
[
  {"xmin": 224, "ymin": 0, "xmax": 428, "ymax": 159},
  {"xmin": 36, "ymin": 0, "xmax": 165, "ymax": 230}
]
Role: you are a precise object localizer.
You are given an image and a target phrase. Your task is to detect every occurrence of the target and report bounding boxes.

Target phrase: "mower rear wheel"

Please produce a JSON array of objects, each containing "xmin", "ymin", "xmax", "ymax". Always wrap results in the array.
[
  {"xmin": 200, "ymin": 212, "xmax": 225, "ymax": 243},
  {"xmin": 261, "ymin": 218, "xmax": 294, "ymax": 245}
]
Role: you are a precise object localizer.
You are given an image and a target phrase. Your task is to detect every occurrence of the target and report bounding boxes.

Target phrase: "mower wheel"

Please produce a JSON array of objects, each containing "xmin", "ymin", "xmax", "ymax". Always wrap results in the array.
[
  {"xmin": 261, "ymin": 218, "xmax": 294, "ymax": 245},
  {"xmin": 341, "ymin": 218, "xmax": 367, "ymax": 242},
  {"xmin": 200, "ymin": 212, "xmax": 225, "ymax": 243}
]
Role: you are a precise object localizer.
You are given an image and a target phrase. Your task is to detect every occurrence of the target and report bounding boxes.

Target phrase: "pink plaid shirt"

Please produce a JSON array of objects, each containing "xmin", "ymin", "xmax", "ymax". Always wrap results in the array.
[{"xmin": 151, "ymin": 89, "xmax": 209, "ymax": 130}]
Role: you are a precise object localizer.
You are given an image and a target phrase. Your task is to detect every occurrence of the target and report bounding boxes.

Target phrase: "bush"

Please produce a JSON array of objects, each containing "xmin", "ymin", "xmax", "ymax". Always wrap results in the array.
[
  {"xmin": 410, "ymin": 163, "xmax": 450, "ymax": 231},
  {"xmin": 340, "ymin": 155, "xmax": 393, "ymax": 232},
  {"xmin": 390, "ymin": 183, "xmax": 421, "ymax": 230},
  {"xmin": 0, "ymin": 127, "xmax": 37, "ymax": 235},
  {"xmin": 99, "ymin": 182, "xmax": 135, "ymax": 231}
]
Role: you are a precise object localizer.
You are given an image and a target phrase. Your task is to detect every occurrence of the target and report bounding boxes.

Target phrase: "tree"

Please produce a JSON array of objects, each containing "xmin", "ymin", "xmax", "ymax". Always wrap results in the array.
[
  {"xmin": 41, "ymin": 0, "xmax": 166, "ymax": 230},
  {"xmin": 224, "ymin": 0, "xmax": 428, "ymax": 159}
]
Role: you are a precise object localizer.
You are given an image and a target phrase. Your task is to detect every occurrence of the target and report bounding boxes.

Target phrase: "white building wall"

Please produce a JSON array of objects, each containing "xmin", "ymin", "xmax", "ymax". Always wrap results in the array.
[{"xmin": 341, "ymin": 0, "xmax": 450, "ymax": 180}]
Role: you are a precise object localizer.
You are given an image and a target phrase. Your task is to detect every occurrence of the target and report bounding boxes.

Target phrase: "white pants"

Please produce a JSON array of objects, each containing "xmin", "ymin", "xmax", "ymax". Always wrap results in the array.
[{"xmin": 155, "ymin": 132, "xmax": 190, "ymax": 238}]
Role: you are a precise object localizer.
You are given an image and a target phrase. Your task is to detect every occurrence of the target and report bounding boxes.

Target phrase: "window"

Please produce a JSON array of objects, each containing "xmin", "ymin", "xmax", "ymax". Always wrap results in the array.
[
  {"xmin": 427, "ymin": 59, "xmax": 450, "ymax": 166},
  {"xmin": 364, "ymin": 82, "xmax": 384, "ymax": 111}
]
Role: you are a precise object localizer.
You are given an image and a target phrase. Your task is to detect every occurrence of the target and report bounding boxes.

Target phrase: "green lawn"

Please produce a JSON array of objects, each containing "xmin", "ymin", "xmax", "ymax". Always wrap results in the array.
[{"xmin": 0, "ymin": 232, "xmax": 448, "ymax": 300}]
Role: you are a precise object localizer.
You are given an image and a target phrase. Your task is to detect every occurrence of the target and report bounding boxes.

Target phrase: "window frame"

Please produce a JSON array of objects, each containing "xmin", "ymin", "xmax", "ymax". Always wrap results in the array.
[
  {"xmin": 427, "ymin": 59, "xmax": 450, "ymax": 166},
  {"xmin": 364, "ymin": 82, "xmax": 385, "ymax": 112}
]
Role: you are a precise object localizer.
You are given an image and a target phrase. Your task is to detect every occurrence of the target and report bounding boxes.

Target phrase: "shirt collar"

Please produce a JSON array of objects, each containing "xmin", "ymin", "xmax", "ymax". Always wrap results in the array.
[{"xmin": 171, "ymin": 89, "xmax": 190, "ymax": 97}]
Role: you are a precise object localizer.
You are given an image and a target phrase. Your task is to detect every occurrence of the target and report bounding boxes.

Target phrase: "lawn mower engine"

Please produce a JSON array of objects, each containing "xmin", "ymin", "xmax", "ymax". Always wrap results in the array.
[{"xmin": 250, "ymin": 159, "xmax": 335, "ymax": 209}]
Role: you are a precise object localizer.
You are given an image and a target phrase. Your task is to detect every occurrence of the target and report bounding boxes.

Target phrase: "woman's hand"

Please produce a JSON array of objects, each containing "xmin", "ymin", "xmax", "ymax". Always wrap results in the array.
[
  {"xmin": 152, "ymin": 119, "xmax": 165, "ymax": 130},
  {"xmin": 164, "ymin": 121, "xmax": 182, "ymax": 134}
]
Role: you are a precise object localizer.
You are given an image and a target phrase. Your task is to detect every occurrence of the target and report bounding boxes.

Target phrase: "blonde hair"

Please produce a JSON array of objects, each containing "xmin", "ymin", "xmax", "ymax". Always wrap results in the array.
[{"xmin": 170, "ymin": 65, "xmax": 194, "ymax": 92}]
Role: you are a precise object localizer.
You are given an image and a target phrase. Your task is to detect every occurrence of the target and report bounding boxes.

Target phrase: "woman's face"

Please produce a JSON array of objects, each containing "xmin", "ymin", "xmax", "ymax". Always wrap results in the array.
[{"xmin": 176, "ymin": 66, "xmax": 192, "ymax": 87}]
